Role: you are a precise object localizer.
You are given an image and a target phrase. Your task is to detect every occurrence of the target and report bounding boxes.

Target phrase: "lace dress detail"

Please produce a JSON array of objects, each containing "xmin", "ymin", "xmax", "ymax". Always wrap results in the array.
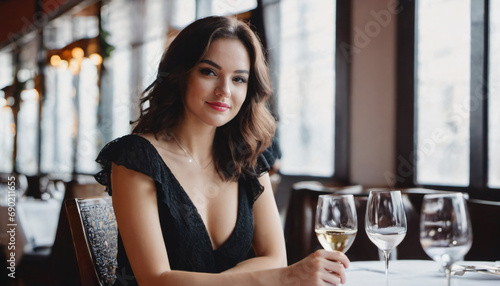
[{"xmin": 95, "ymin": 135, "xmax": 268, "ymax": 285}]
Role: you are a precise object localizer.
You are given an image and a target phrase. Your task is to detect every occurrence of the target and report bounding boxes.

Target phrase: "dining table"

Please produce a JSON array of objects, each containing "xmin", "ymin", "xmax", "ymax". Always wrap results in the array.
[
  {"xmin": 345, "ymin": 259, "xmax": 500, "ymax": 285},
  {"xmin": 0, "ymin": 196, "xmax": 60, "ymax": 261}
]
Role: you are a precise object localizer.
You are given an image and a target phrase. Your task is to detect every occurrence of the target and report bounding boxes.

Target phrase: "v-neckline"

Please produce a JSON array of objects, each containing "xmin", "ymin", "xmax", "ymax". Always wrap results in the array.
[{"xmin": 133, "ymin": 134, "xmax": 242, "ymax": 252}]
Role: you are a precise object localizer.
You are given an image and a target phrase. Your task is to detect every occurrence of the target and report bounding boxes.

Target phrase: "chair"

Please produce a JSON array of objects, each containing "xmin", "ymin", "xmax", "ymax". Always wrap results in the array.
[
  {"xmin": 17, "ymin": 175, "xmax": 107, "ymax": 286},
  {"xmin": 465, "ymin": 199, "xmax": 500, "ymax": 261},
  {"xmin": 65, "ymin": 196, "xmax": 118, "ymax": 286},
  {"xmin": 344, "ymin": 195, "xmax": 380, "ymax": 261},
  {"xmin": 283, "ymin": 182, "xmax": 365, "ymax": 264}
]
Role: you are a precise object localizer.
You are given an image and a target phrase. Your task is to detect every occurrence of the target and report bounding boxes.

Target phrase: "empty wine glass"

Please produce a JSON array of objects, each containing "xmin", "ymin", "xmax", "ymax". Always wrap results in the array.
[
  {"xmin": 420, "ymin": 193, "xmax": 472, "ymax": 286},
  {"xmin": 365, "ymin": 190, "xmax": 407, "ymax": 286},
  {"xmin": 315, "ymin": 194, "xmax": 358, "ymax": 253}
]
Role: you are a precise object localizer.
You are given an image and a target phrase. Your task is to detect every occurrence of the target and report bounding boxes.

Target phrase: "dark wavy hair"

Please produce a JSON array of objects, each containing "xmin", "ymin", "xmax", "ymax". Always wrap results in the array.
[{"xmin": 132, "ymin": 16, "xmax": 276, "ymax": 181}]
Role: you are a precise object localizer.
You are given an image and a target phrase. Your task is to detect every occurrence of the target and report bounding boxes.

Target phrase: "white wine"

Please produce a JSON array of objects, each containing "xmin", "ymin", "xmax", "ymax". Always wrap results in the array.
[{"xmin": 315, "ymin": 228, "xmax": 357, "ymax": 253}]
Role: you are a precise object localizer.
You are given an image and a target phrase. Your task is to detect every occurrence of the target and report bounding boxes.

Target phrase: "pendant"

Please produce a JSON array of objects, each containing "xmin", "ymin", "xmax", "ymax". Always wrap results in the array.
[{"xmin": 188, "ymin": 158, "xmax": 193, "ymax": 163}]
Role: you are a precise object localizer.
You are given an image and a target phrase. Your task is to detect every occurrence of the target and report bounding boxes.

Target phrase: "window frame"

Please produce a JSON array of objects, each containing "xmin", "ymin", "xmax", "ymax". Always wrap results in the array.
[{"xmin": 396, "ymin": 0, "xmax": 499, "ymax": 201}]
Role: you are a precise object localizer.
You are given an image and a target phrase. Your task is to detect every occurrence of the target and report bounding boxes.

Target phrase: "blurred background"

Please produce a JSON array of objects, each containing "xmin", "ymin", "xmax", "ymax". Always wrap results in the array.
[{"xmin": 0, "ymin": 0, "xmax": 499, "ymax": 285}]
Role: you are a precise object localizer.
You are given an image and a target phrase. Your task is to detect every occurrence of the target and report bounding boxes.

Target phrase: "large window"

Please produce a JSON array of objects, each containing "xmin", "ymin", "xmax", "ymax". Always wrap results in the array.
[
  {"xmin": 275, "ymin": 0, "xmax": 336, "ymax": 176},
  {"xmin": 415, "ymin": 0, "xmax": 471, "ymax": 186},
  {"xmin": 397, "ymin": 0, "xmax": 499, "ymax": 200}
]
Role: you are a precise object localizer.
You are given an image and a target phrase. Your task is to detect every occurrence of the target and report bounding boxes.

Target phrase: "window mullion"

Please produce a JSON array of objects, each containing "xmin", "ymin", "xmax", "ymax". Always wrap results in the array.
[
  {"xmin": 469, "ymin": 0, "xmax": 488, "ymax": 194},
  {"xmin": 395, "ymin": 0, "xmax": 416, "ymax": 188},
  {"xmin": 333, "ymin": 0, "xmax": 351, "ymax": 183}
]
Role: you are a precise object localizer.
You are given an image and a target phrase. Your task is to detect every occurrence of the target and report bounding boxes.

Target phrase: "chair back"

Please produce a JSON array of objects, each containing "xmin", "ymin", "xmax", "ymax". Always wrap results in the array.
[
  {"xmin": 397, "ymin": 189, "xmax": 468, "ymax": 260},
  {"xmin": 65, "ymin": 196, "xmax": 118, "ymax": 286},
  {"xmin": 465, "ymin": 199, "xmax": 500, "ymax": 261}
]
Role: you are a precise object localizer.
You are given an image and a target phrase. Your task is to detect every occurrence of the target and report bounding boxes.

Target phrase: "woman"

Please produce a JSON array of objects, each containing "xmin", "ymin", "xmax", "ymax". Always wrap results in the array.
[{"xmin": 95, "ymin": 16, "xmax": 349, "ymax": 286}]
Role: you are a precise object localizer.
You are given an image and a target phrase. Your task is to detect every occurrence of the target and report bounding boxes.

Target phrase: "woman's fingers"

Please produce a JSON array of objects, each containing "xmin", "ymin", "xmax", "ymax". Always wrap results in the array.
[
  {"xmin": 321, "ymin": 249, "xmax": 350, "ymax": 269},
  {"xmin": 314, "ymin": 249, "xmax": 349, "ymax": 285},
  {"xmin": 322, "ymin": 259, "xmax": 346, "ymax": 284},
  {"xmin": 289, "ymin": 250, "xmax": 350, "ymax": 286}
]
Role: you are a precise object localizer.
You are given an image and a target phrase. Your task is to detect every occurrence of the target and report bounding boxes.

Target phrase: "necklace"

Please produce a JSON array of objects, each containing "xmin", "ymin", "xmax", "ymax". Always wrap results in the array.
[{"xmin": 172, "ymin": 134, "xmax": 212, "ymax": 169}]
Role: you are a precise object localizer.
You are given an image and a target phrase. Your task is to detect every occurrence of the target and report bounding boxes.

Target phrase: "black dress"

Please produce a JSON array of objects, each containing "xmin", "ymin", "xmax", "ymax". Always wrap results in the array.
[{"xmin": 95, "ymin": 135, "xmax": 268, "ymax": 286}]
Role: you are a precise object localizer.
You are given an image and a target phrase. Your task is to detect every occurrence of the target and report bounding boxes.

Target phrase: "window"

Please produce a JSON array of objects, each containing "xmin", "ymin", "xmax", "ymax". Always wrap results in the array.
[
  {"xmin": 17, "ymin": 88, "xmax": 40, "ymax": 175},
  {"xmin": 263, "ymin": 0, "xmax": 350, "ymax": 180},
  {"xmin": 0, "ymin": 51, "xmax": 14, "ymax": 173},
  {"xmin": 41, "ymin": 10, "xmax": 100, "ymax": 174},
  {"xmin": 41, "ymin": 65, "xmax": 75, "ymax": 174},
  {"xmin": 397, "ymin": 0, "xmax": 500, "ymax": 200},
  {"xmin": 0, "ymin": 92, "xmax": 14, "ymax": 173},
  {"xmin": 275, "ymin": 0, "xmax": 336, "ymax": 177},
  {"xmin": 489, "ymin": 0, "xmax": 500, "ymax": 188},
  {"xmin": 16, "ymin": 36, "xmax": 40, "ymax": 175},
  {"xmin": 415, "ymin": 0, "xmax": 471, "ymax": 186}
]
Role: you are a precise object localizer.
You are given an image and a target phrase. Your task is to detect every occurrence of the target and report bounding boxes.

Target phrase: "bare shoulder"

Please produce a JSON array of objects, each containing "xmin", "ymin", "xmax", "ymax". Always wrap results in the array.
[
  {"xmin": 137, "ymin": 133, "xmax": 175, "ymax": 155},
  {"xmin": 136, "ymin": 133, "xmax": 158, "ymax": 145}
]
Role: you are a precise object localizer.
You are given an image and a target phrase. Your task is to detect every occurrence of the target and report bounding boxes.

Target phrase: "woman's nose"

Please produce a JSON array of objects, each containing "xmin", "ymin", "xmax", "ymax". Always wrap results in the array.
[{"xmin": 214, "ymin": 79, "xmax": 231, "ymax": 97}]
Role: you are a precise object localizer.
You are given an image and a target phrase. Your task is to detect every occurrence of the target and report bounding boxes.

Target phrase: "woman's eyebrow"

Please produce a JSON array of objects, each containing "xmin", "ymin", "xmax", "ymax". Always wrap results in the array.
[{"xmin": 200, "ymin": 59, "xmax": 249, "ymax": 74}]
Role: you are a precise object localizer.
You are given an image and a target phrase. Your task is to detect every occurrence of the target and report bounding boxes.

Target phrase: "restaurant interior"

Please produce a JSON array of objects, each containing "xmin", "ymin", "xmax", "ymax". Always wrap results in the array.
[{"xmin": 0, "ymin": 0, "xmax": 499, "ymax": 285}]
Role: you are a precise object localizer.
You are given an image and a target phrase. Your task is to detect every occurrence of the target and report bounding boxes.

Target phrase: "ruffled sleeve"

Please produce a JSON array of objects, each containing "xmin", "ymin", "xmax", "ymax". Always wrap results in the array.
[
  {"xmin": 260, "ymin": 137, "xmax": 281, "ymax": 168},
  {"xmin": 242, "ymin": 153, "xmax": 272, "ymax": 205},
  {"xmin": 94, "ymin": 135, "xmax": 166, "ymax": 195},
  {"xmin": 255, "ymin": 153, "xmax": 270, "ymax": 177}
]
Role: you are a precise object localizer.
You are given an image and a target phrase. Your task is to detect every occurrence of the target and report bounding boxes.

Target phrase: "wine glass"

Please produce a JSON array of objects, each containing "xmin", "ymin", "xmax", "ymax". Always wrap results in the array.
[
  {"xmin": 420, "ymin": 193, "xmax": 472, "ymax": 286},
  {"xmin": 315, "ymin": 194, "xmax": 358, "ymax": 253},
  {"xmin": 365, "ymin": 190, "xmax": 407, "ymax": 286}
]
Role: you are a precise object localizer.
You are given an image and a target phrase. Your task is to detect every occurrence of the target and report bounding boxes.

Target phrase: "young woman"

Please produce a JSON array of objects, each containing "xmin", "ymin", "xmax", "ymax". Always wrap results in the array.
[{"xmin": 95, "ymin": 16, "xmax": 349, "ymax": 286}]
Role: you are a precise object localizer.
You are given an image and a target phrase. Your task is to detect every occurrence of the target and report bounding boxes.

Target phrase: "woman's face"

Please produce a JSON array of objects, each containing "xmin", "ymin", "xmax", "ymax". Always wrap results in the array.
[{"xmin": 183, "ymin": 38, "xmax": 250, "ymax": 128}]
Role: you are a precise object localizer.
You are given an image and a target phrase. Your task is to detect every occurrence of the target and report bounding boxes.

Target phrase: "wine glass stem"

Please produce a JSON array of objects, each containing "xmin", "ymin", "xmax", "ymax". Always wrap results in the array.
[
  {"xmin": 445, "ymin": 265, "xmax": 451, "ymax": 286},
  {"xmin": 383, "ymin": 250, "xmax": 391, "ymax": 286}
]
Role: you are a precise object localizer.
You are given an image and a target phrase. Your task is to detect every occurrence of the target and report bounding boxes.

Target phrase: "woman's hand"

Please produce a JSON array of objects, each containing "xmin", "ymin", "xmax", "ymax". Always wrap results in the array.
[{"xmin": 281, "ymin": 249, "xmax": 350, "ymax": 286}]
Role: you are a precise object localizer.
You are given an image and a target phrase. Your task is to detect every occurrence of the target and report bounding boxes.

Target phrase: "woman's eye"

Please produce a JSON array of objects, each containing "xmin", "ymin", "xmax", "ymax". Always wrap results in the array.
[
  {"xmin": 233, "ymin": 76, "xmax": 248, "ymax": 84},
  {"xmin": 200, "ymin": 68, "xmax": 215, "ymax": 76}
]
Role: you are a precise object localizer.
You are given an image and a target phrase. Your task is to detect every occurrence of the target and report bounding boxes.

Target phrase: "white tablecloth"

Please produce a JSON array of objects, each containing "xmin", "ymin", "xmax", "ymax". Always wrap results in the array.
[
  {"xmin": 0, "ymin": 197, "xmax": 60, "ymax": 260},
  {"xmin": 345, "ymin": 260, "xmax": 500, "ymax": 286}
]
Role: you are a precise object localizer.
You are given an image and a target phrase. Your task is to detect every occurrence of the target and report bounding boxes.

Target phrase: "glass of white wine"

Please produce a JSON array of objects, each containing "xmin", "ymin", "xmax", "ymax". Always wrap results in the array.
[
  {"xmin": 315, "ymin": 194, "xmax": 358, "ymax": 253},
  {"xmin": 365, "ymin": 190, "xmax": 407, "ymax": 286},
  {"xmin": 420, "ymin": 193, "xmax": 472, "ymax": 286}
]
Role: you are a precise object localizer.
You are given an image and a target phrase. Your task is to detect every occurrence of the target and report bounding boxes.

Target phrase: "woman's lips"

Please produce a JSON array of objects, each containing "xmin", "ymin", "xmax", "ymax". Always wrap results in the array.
[{"xmin": 206, "ymin": 101, "xmax": 229, "ymax": 111}]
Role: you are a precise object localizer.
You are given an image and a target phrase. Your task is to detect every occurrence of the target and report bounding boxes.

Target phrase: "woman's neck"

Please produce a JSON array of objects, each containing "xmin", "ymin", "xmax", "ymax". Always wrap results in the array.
[{"xmin": 171, "ymin": 121, "xmax": 215, "ymax": 166}]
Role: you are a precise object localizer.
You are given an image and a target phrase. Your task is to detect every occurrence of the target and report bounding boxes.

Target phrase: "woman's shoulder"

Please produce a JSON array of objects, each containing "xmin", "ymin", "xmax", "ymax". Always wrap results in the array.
[
  {"xmin": 95, "ymin": 134, "xmax": 167, "ymax": 190},
  {"xmin": 97, "ymin": 134, "xmax": 161, "ymax": 158},
  {"xmin": 103, "ymin": 133, "xmax": 152, "ymax": 148}
]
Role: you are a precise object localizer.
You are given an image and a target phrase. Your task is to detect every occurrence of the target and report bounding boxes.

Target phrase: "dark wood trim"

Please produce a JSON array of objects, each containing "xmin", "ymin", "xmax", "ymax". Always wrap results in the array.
[
  {"xmin": 0, "ymin": 0, "xmax": 101, "ymax": 50},
  {"xmin": 395, "ymin": 0, "xmax": 416, "ymax": 188},
  {"xmin": 467, "ymin": 0, "xmax": 489, "ymax": 197},
  {"xmin": 469, "ymin": 0, "xmax": 489, "ymax": 195},
  {"xmin": 333, "ymin": 0, "xmax": 352, "ymax": 184}
]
